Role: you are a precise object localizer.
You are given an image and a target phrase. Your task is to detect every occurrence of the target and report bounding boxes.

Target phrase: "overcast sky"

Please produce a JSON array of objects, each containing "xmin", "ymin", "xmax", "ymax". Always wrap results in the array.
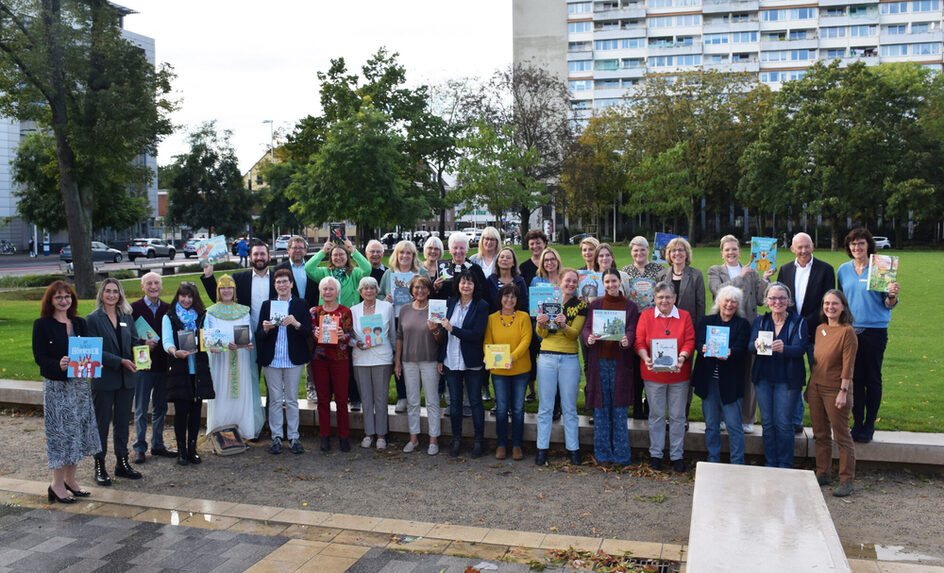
[{"xmin": 116, "ymin": 1, "xmax": 512, "ymax": 172}]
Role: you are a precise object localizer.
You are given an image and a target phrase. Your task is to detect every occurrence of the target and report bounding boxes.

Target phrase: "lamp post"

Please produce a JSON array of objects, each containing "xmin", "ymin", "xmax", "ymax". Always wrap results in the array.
[{"xmin": 262, "ymin": 119, "xmax": 274, "ymax": 162}]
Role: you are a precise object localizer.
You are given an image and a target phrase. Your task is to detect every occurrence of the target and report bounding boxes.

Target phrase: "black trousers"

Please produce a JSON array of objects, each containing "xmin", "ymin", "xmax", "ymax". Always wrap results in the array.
[
  {"xmin": 173, "ymin": 398, "xmax": 202, "ymax": 448},
  {"xmin": 93, "ymin": 386, "xmax": 134, "ymax": 459},
  {"xmin": 852, "ymin": 327, "xmax": 888, "ymax": 438}
]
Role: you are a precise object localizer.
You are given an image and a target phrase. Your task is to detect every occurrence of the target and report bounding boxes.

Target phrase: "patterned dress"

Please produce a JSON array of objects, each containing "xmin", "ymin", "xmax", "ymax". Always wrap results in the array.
[{"xmin": 44, "ymin": 378, "xmax": 101, "ymax": 469}]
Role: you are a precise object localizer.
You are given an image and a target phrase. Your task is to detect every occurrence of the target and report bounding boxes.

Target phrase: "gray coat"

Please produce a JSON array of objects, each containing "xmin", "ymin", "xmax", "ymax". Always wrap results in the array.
[
  {"xmin": 85, "ymin": 308, "xmax": 137, "ymax": 392},
  {"xmin": 707, "ymin": 265, "xmax": 768, "ymax": 322}
]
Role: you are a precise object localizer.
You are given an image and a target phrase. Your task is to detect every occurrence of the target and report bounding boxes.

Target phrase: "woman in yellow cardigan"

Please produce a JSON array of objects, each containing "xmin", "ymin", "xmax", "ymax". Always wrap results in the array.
[{"xmin": 483, "ymin": 283, "xmax": 532, "ymax": 460}]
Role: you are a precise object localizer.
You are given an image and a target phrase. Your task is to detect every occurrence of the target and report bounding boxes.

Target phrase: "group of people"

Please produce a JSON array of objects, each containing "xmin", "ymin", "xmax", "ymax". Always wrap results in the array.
[{"xmin": 32, "ymin": 227, "xmax": 898, "ymax": 503}]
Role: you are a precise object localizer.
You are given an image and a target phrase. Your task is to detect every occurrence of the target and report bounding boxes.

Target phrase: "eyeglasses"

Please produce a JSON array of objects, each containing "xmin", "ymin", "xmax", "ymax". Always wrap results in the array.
[
  {"xmin": 53, "ymin": 295, "xmax": 72, "ymax": 301},
  {"xmin": 849, "ymin": 241, "xmax": 868, "ymax": 248},
  {"xmin": 767, "ymin": 296, "xmax": 788, "ymax": 302},
  {"xmin": 274, "ymin": 280, "xmax": 292, "ymax": 285}
]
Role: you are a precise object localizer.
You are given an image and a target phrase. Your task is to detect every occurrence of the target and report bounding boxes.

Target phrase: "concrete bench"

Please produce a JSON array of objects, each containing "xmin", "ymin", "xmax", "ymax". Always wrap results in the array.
[{"xmin": 687, "ymin": 463, "xmax": 850, "ymax": 572}]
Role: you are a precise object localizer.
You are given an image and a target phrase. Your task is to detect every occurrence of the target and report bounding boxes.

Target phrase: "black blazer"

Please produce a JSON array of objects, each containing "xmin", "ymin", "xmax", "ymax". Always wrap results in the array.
[
  {"xmin": 255, "ymin": 297, "xmax": 313, "ymax": 367},
  {"xmin": 656, "ymin": 265, "xmax": 706, "ymax": 328},
  {"xmin": 777, "ymin": 257, "xmax": 835, "ymax": 338},
  {"xmin": 32, "ymin": 316, "xmax": 88, "ymax": 381},
  {"xmin": 692, "ymin": 313, "xmax": 752, "ymax": 405},
  {"xmin": 201, "ymin": 268, "xmax": 276, "ymax": 307},
  {"xmin": 273, "ymin": 260, "xmax": 320, "ymax": 309},
  {"xmin": 436, "ymin": 297, "xmax": 490, "ymax": 369},
  {"xmin": 85, "ymin": 308, "xmax": 137, "ymax": 391}
]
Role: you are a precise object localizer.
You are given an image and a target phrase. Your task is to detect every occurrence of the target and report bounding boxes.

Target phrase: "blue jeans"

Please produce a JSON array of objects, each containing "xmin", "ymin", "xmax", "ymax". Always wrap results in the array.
[
  {"xmin": 536, "ymin": 352, "xmax": 581, "ymax": 451},
  {"xmin": 701, "ymin": 380, "xmax": 745, "ymax": 464},
  {"xmin": 133, "ymin": 371, "xmax": 167, "ymax": 453},
  {"xmin": 444, "ymin": 368, "xmax": 484, "ymax": 440},
  {"xmin": 593, "ymin": 359, "xmax": 631, "ymax": 464},
  {"xmin": 644, "ymin": 380, "xmax": 689, "ymax": 461},
  {"xmin": 754, "ymin": 379, "xmax": 800, "ymax": 468},
  {"xmin": 493, "ymin": 372, "xmax": 529, "ymax": 448},
  {"xmin": 792, "ymin": 389, "xmax": 805, "ymax": 427}
]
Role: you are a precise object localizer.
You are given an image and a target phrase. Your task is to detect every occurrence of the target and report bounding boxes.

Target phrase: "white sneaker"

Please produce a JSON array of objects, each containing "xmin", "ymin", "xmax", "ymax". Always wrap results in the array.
[
  {"xmin": 719, "ymin": 421, "xmax": 727, "ymax": 432},
  {"xmin": 360, "ymin": 436, "xmax": 373, "ymax": 448},
  {"xmin": 402, "ymin": 441, "xmax": 418, "ymax": 453},
  {"xmin": 743, "ymin": 424, "xmax": 755, "ymax": 434},
  {"xmin": 427, "ymin": 443, "xmax": 439, "ymax": 456},
  {"xmin": 376, "ymin": 438, "xmax": 387, "ymax": 449},
  {"xmin": 395, "ymin": 399, "xmax": 407, "ymax": 413}
]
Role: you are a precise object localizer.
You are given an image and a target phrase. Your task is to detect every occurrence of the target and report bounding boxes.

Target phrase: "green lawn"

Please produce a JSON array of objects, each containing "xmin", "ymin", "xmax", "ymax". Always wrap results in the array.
[{"xmin": 1, "ymin": 246, "xmax": 940, "ymax": 432}]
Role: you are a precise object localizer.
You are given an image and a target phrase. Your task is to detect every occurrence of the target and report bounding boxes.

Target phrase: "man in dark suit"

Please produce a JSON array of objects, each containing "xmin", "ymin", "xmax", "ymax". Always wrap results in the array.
[
  {"xmin": 273, "ymin": 236, "xmax": 319, "ymax": 404},
  {"xmin": 129, "ymin": 272, "xmax": 176, "ymax": 464},
  {"xmin": 777, "ymin": 231, "xmax": 836, "ymax": 433}
]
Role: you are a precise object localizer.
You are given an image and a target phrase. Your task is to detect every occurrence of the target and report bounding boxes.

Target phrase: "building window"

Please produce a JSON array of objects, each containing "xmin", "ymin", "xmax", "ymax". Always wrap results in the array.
[
  {"xmin": 822, "ymin": 27, "xmax": 846, "ymax": 38},
  {"xmin": 622, "ymin": 57, "xmax": 645, "ymax": 67},
  {"xmin": 732, "ymin": 31, "xmax": 758, "ymax": 42},
  {"xmin": 569, "ymin": 41, "xmax": 592, "ymax": 51},
  {"xmin": 885, "ymin": 25, "xmax": 907, "ymax": 35},
  {"xmin": 597, "ymin": 20, "xmax": 621, "ymax": 30},
  {"xmin": 788, "ymin": 30, "xmax": 811, "ymax": 40},
  {"xmin": 595, "ymin": 79, "xmax": 621, "ymax": 88},
  {"xmin": 705, "ymin": 33, "xmax": 728, "ymax": 44},
  {"xmin": 568, "ymin": 21, "xmax": 593, "ymax": 33},
  {"xmin": 760, "ymin": 71, "xmax": 782, "ymax": 82},
  {"xmin": 912, "ymin": 42, "xmax": 940, "ymax": 54},
  {"xmin": 650, "ymin": 55, "xmax": 674, "ymax": 66},
  {"xmin": 569, "ymin": 79, "xmax": 593, "ymax": 90},
  {"xmin": 910, "ymin": 22, "xmax": 935, "ymax": 33},
  {"xmin": 791, "ymin": 49, "xmax": 815, "ymax": 60},
  {"xmin": 568, "ymin": 2, "xmax": 592, "ymax": 14},
  {"xmin": 622, "ymin": 78, "xmax": 639, "ymax": 86},
  {"xmin": 676, "ymin": 36, "xmax": 694, "ymax": 45},
  {"xmin": 676, "ymin": 14, "xmax": 700, "ymax": 26},
  {"xmin": 881, "ymin": 44, "xmax": 908, "ymax": 56},
  {"xmin": 731, "ymin": 12, "xmax": 750, "ymax": 22},
  {"xmin": 849, "ymin": 5, "xmax": 876, "ymax": 16},
  {"xmin": 792, "ymin": 7, "xmax": 816, "ymax": 19},
  {"xmin": 732, "ymin": 52, "xmax": 753, "ymax": 62},
  {"xmin": 594, "ymin": 98, "xmax": 622, "ymax": 108},
  {"xmin": 823, "ymin": 7, "xmax": 845, "ymax": 16},
  {"xmin": 850, "ymin": 25, "xmax": 876, "ymax": 37},
  {"xmin": 708, "ymin": 54, "xmax": 729, "ymax": 63},
  {"xmin": 622, "ymin": 38, "xmax": 646, "ymax": 48},
  {"xmin": 761, "ymin": 50, "xmax": 788, "ymax": 62},
  {"xmin": 594, "ymin": 59, "xmax": 620, "ymax": 71},
  {"xmin": 569, "ymin": 60, "xmax": 593, "ymax": 72},
  {"xmin": 912, "ymin": 0, "xmax": 940, "ymax": 11},
  {"xmin": 787, "ymin": 69, "xmax": 807, "ymax": 81},
  {"xmin": 648, "ymin": 36, "xmax": 674, "ymax": 47},
  {"xmin": 880, "ymin": 2, "xmax": 908, "ymax": 14},
  {"xmin": 649, "ymin": 15, "xmax": 673, "ymax": 27},
  {"xmin": 761, "ymin": 9, "xmax": 785, "ymax": 21},
  {"xmin": 825, "ymin": 48, "xmax": 846, "ymax": 58},
  {"xmin": 571, "ymin": 100, "xmax": 591, "ymax": 109},
  {"xmin": 594, "ymin": 39, "xmax": 621, "ymax": 50},
  {"xmin": 677, "ymin": 54, "xmax": 702, "ymax": 65}
]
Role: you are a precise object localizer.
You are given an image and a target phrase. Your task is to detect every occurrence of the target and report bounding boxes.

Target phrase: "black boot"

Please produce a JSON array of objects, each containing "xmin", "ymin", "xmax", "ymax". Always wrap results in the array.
[
  {"xmin": 177, "ymin": 451, "xmax": 189, "ymax": 466},
  {"xmin": 187, "ymin": 440, "xmax": 201, "ymax": 465},
  {"xmin": 471, "ymin": 440, "xmax": 484, "ymax": 459},
  {"xmin": 114, "ymin": 456, "xmax": 142, "ymax": 480},
  {"xmin": 568, "ymin": 449, "xmax": 581, "ymax": 466},
  {"xmin": 94, "ymin": 457, "xmax": 112, "ymax": 486},
  {"xmin": 535, "ymin": 449, "xmax": 549, "ymax": 466}
]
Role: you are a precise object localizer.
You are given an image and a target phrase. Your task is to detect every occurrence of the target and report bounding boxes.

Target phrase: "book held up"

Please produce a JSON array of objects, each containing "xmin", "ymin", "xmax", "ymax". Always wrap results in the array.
[
  {"xmin": 867, "ymin": 254, "xmax": 899, "ymax": 292},
  {"xmin": 485, "ymin": 344, "xmax": 511, "ymax": 370},
  {"xmin": 68, "ymin": 337, "xmax": 103, "ymax": 378},
  {"xmin": 650, "ymin": 338, "xmax": 678, "ymax": 372}
]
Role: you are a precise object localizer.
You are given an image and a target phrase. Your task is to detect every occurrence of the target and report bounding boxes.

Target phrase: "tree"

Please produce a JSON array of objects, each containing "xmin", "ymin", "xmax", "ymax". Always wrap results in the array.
[
  {"xmin": 623, "ymin": 142, "xmax": 701, "ymax": 226},
  {"xmin": 0, "ymin": 0, "xmax": 174, "ymax": 296},
  {"xmin": 255, "ymin": 160, "xmax": 303, "ymax": 236},
  {"xmin": 165, "ymin": 122, "xmax": 251, "ymax": 239}
]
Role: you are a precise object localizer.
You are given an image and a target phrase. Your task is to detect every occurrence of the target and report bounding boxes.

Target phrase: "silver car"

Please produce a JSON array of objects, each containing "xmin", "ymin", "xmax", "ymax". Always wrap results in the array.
[
  {"xmin": 873, "ymin": 236, "xmax": 892, "ymax": 250},
  {"xmin": 127, "ymin": 238, "xmax": 175, "ymax": 261}
]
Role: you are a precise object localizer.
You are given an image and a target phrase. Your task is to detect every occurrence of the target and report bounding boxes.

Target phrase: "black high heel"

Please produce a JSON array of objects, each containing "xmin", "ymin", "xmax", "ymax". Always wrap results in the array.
[
  {"xmin": 64, "ymin": 484, "xmax": 90, "ymax": 497},
  {"xmin": 47, "ymin": 486, "xmax": 76, "ymax": 504}
]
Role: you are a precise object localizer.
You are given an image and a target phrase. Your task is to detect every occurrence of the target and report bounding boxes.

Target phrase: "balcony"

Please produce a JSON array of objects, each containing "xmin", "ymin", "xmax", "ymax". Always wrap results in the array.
[
  {"xmin": 647, "ymin": 41, "xmax": 704, "ymax": 56},
  {"xmin": 707, "ymin": 61, "xmax": 761, "ymax": 72},
  {"xmin": 592, "ymin": 6, "xmax": 646, "ymax": 19},
  {"xmin": 759, "ymin": 37, "xmax": 819, "ymax": 50},
  {"xmin": 702, "ymin": 0, "xmax": 759, "ymax": 13},
  {"xmin": 703, "ymin": 20, "xmax": 760, "ymax": 33}
]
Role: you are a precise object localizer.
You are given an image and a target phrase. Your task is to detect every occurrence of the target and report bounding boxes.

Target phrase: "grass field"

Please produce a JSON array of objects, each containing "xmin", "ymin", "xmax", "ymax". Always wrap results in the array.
[{"xmin": 1, "ymin": 245, "xmax": 940, "ymax": 432}]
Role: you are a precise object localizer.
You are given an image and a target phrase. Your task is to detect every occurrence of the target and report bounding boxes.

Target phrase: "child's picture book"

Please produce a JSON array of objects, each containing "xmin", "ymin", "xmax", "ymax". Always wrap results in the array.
[
  {"xmin": 233, "ymin": 325, "xmax": 251, "ymax": 348},
  {"xmin": 756, "ymin": 330, "xmax": 773, "ymax": 356},
  {"xmin": 133, "ymin": 345, "xmax": 151, "ymax": 370},
  {"xmin": 428, "ymin": 299, "xmax": 447, "ymax": 323},
  {"xmin": 200, "ymin": 328, "xmax": 231, "ymax": 352},
  {"xmin": 540, "ymin": 301, "xmax": 563, "ymax": 330},
  {"xmin": 485, "ymin": 344, "xmax": 511, "ymax": 370},
  {"xmin": 650, "ymin": 338, "xmax": 678, "ymax": 372},
  {"xmin": 868, "ymin": 254, "xmax": 899, "ymax": 292},
  {"xmin": 529, "ymin": 284, "xmax": 561, "ymax": 316},
  {"xmin": 359, "ymin": 313, "xmax": 385, "ymax": 348},
  {"xmin": 437, "ymin": 261, "xmax": 456, "ymax": 280},
  {"xmin": 196, "ymin": 235, "xmax": 229, "ymax": 267},
  {"xmin": 68, "ymin": 337, "xmax": 103, "ymax": 378},
  {"xmin": 319, "ymin": 314, "xmax": 339, "ymax": 344},
  {"xmin": 268, "ymin": 300, "xmax": 289, "ymax": 324},
  {"xmin": 134, "ymin": 316, "xmax": 159, "ymax": 343},
  {"xmin": 705, "ymin": 325, "xmax": 730, "ymax": 358},
  {"xmin": 652, "ymin": 233, "xmax": 686, "ymax": 264},
  {"xmin": 177, "ymin": 330, "xmax": 198, "ymax": 353},
  {"xmin": 592, "ymin": 309, "xmax": 626, "ymax": 341},
  {"xmin": 392, "ymin": 272, "xmax": 414, "ymax": 306},
  {"xmin": 627, "ymin": 278, "xmax": 657, "ymax": 311},
  {"xmin": 329, "ymin": 222, "xmax": 346, "ymax": 242},
  {"xmin": 577, "ymin": 270, "xmax": 603, "ymax": 298},
  {"xmin": 749, "ymin": 237, "xmax": 778, "ymax": 273}
]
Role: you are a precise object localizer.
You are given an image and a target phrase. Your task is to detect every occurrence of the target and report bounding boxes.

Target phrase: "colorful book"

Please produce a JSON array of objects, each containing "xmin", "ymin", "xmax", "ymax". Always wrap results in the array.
[
  {"xmin": 756, "ymin": 331, "xmax": 773, "ymax": 356},
  {"xmin": 529, "ymin": 284, "xmax": 560, "ymax": 317},
  {"xmin": 705, "ymin": 325, "xmax": 730, "ymax": 358},
  {"xmin": 358, "ymin": 313, "xmax": 385, "ymax": 348},
  {"xmin": 540, "ymin": 301, "xmax": 562, "ymax": 330},
  {"xmin": 749, "ymin": 237, "xmax": 778, "ymax": 273},
  {"xmin": 177, "ymin": 330, "xmax": 198, "ymax": 353},
  {"xmin": 233, "ymin": 325, "xmax": 251, "ymax": 348},
  {"xmin": 134, "ymin": 316, "xmax": 159, "ymax": 343},
  {"xmin": 485, "ymin": 344, "xmax": 511, "ymax": 370},
  {"xmin": 652, "ymin": 232, "xmax": 686, "ymax": 264},
  {"xmin": 428, "ymin": 299, "xmax": 447, "ymax": 323},
  {"xmin": 197, "ymin": 235, "xmax": 229, "ymax": 267},
  {"xmin": 868, "ymin": 254, "xmax": 899, "ymax": 292},
  {"xmin": 577, "ymin": 270, "xmax": 603, "ymax": 298},
  {"xmin": 200, "ymin": 328, "xmax": 231, "ymax": 352},
  {"xmin": 627, "ymin": 278, "xmax": 657, "ymax": 311},
  {"xmin": 592, "ymin": 309, "xmax": 625, "ymax": 341},
  {"xmin": 329, "ymin": 222, "xmax": 346, "ymax": 242},
  {"xmin": 392, "ymin": 272, "xmax": 414, "ymax": 306},
  {"xmin": 650, "ymin": 338, "xmax": 678, "ymax": 372},
  {"xmin": 319, "ymin": 314, "xmax": 338, "ymax": 344},
  {"xmin": 68, "ymin": 337, "xmax": 103, "ymax": 378},
  {"xmin": 133, "ymin": 345, "xmax": 152, "ymax": 370},
  {"xmin": 268, "ymin": 300, "xmax": 289, "ymax": 324}
]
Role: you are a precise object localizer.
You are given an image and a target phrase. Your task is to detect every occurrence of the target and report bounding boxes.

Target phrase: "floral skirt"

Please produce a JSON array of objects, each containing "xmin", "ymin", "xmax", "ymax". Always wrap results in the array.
[{"xmin": 43, "ymin": 378, "xmax": 101, "ymax": 469}]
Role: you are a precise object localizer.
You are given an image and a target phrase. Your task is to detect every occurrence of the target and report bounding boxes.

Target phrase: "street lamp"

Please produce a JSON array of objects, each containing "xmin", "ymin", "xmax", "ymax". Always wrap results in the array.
[{"xmin": 262, "ymin": 119, "xmax": 274, "ymax": 162}]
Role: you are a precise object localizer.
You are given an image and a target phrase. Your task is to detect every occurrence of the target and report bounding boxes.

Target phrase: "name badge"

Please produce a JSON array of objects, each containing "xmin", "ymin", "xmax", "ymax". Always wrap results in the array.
[{"xmin": 119, "ymin": 322, "xmax": 127, "ymax": 327}]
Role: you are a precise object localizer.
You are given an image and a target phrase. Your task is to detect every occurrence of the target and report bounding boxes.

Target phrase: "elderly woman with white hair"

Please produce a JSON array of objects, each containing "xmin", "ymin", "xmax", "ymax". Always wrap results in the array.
[
  {"xmin": 310, "ymin": 276, "xmax": 356, "ymax": 452},
  {"xmin": 692, "ymin": 285, "xmax": 751, "ymax": 464},
  {"xmin": 470, "ymin": 226, "xmax": 502, "ymax": 277},
  {"xmin": 351, "ymin": 276, "xmax": 395, "ymax": 449},
  {"xmin": 435, "ymin": 231, "xmax": 487, "ymax": 300},
  {"xmin": 420, "ymin": 236, "xmax": 445, "ymax": 298}
]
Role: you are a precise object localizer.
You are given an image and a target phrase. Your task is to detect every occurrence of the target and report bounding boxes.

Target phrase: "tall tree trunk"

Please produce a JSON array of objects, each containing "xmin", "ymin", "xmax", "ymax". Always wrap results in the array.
[
  {"xmin": 518, "ymin": 206, "xmax": 531, "ymax": 246},
  {"xmin": 687, "ymin": 198, "xmax": 696, "ymax": 244},
  {"xmin": 437, "ymin": 167, "xmax": 447, "ymax": 238},
  {"xmin": 830, "ymin": 218, "xmax": 841, "ymax": 251}
]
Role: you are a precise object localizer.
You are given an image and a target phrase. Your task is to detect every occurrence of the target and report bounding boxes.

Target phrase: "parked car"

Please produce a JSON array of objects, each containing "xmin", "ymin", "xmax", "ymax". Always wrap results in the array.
[
  {"xmin": 127, "ymin": 238, "xmax": 175, "ymax": 262},
  {"xmin": 59, "ymin": 241, "xmax": 123, "ymax": 263},
  {"xmin": 568, "ymin": 232, "xmax": 597, "ymax": 244},
  {"xmin": 183, "ymin": 236, "xmax": 208, "ymax": 258},
  {"xmin": 274, "ymin": 235, "xmax": 293, "ymax": 251},
  {"xmin": 460, "ymin": 228, "xmax": 482, "ymax": 247},
  {"xmin": 873, "ymin": 236, "xmax": 892, "ymax": 250}
]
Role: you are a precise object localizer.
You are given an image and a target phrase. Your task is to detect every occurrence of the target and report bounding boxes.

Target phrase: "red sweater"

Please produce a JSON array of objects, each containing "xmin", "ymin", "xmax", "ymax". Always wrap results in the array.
[{"xmin": 634, "ymin": 307, "xmax": 696, "ymax": 384}]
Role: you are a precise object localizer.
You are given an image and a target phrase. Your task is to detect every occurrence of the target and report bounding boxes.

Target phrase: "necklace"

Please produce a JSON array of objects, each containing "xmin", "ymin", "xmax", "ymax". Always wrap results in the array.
[
  {"xmin": 658, "ymin": 315, "xmax": 672, "ymax": 336},
  {"xmin": 499, "ymin": 312, "xmax": 516, "ymax": 327}
]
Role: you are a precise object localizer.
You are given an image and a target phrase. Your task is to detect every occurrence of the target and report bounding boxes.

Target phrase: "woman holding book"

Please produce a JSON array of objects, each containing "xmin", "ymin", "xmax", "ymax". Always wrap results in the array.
[
  {"xmin": 749, "ymin": 282, "xmax": 808, "ymax": 469},
  {"xmin": 485, "ymin": 247, "xmax": 528, "ymax": 313},
  {"xmin": 483, "ymin": 283, "xmax": 532, "ymax": 461},
  {"xmin": 162, "ymin": 283, "xmax": 215, "ymax": 466},
  {"xmin": 310, "ymin": 276, "xmax": 355, "ymax": 452},
  {"xmin": 469, "ymin": 226, "xmax": 502, "ymax": 278},
  {"xmin": 634, "ymin": 281, "xmax": 696, "ymax": 472},
  {"xmin": 582, "ymin": 269, "xmax": 639, "ymax": 466},
  {"xmin": 33, "ymin": 281, "xmax": 100, "ymax": 503},
  {"xmin": 205, "ymin": 274, "xmax": 264, "ymax": 441},
  {"xmin": 692, "ymin": 285, "xmax": 751, "ymax": 465},
  {"xmin": 578, "ymin": 236, "xmax": 600, "ymax": 271},
  {"xmin": 535, "ymin": 268, "xmax": 587, "ymax": 466},
  {"xmin": 438, "ymin": 269, "xmax": 490, "ymax": 458},
  {"xmin": 620, "ymin": 236, "xmax": 664, "ymax": 280},
  {"xmin": 351, "ymin": 277, "xmax": 395, "ymax": 449},
  {"xmin": 257, "ymin": 270, "xmax": 312, "ymax": 455},
  {"xmin": 807, "ymin": 290, "xmax": 858, "ymax": 497},
  {"xmin": 303, "ymin": 238, "xmax": 372, "ymax": 307},
  {"xmin": 837, "ymin": 228, "xmax": 900, "ymax": 444},
  {"xmin": 86, "ymin": 278, "xmax": 140, "ymax": 485},
  {"xmin": 395, "ymin": 275, "xmax": 445, "ymax": 454}
]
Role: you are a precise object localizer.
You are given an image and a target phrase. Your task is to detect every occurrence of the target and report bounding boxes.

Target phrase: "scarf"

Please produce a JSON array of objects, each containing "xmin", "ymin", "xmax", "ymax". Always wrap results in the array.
[{"xmin": 176, "ymin": 303, "xmax": 198, "ymax": 331}]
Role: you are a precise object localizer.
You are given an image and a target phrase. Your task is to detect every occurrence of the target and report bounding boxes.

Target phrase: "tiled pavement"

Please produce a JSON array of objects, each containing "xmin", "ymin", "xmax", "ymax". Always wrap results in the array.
[{"xmin": 0, "ymin": 477, "xmax": 938, "ymax": 573}]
